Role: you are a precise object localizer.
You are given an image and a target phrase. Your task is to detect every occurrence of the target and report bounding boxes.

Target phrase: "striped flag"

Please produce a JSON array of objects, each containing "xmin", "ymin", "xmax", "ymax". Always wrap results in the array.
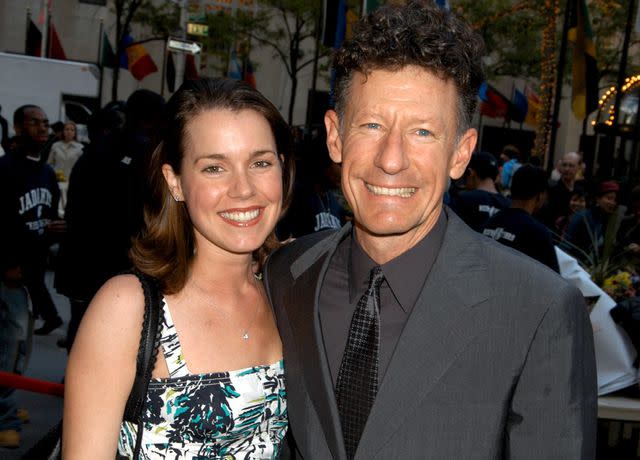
[{"xmin": 120, "ymin": 34, "xmax": 158, "ymax": 81}]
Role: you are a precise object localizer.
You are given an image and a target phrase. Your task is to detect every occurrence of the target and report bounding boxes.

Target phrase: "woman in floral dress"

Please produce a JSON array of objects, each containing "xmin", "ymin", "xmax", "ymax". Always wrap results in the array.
[{"xmin": 63, "ymin": 78, "xmax": 295, "ymax": 459}]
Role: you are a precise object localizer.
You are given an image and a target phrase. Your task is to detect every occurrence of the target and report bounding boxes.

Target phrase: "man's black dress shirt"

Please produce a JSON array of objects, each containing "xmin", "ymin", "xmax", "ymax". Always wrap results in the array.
[{"xmin": 319, "ymin": 212, "xmax": 446, "ymax": 387}]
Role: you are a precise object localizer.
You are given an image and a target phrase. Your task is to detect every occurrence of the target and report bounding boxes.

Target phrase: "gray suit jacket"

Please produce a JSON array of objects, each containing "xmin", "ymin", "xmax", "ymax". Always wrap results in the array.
[{"xmin": 264, "ymin": 209, "xmax": 597, "ymax": 459}]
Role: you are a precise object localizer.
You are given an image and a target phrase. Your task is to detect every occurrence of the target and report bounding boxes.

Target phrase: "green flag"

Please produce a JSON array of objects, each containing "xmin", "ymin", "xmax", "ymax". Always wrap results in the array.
[{"xmin": 101, "ymin": 31, "xmax": 116, "ymax": 68}]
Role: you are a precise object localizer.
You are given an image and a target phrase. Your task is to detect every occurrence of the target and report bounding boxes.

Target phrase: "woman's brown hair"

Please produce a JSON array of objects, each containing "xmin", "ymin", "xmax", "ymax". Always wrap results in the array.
[{"xmin": 130, "ymin": 78, "xmax": 295, "ymax": 294}]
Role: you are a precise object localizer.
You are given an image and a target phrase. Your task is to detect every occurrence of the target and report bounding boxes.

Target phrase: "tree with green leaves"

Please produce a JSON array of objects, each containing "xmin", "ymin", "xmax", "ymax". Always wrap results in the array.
[{"xmin": 454, "ymin": 0, "xmax": 639, "ymax": 89}]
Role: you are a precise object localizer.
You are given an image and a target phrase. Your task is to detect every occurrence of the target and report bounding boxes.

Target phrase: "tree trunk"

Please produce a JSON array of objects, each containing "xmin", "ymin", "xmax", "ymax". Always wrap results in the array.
[
  {"xmin": 112, "ymin": 2, "xmax": 123, "ymax": 101},
  {"xmin": 288, "ymin": 74, "xmax": 298, "ymax": 125}
]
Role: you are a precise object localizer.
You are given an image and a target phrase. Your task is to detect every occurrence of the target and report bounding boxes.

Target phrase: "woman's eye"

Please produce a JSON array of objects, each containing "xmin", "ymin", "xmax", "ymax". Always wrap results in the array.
[
  {"xmin": 203, "ymin": 165, "xmax": 223, "ymax": 173},
  {"xmin": 253, "ymin": 160, "xmax": 272, "ymax": 168}
]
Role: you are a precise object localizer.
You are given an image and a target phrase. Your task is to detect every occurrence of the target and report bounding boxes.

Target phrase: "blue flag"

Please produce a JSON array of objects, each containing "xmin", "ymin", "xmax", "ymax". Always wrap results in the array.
[
  {"xmin": 510, "ymin": 88, "xmax": 528, "ymax": 123},
  {"xmin": 227, "ymin": 50, "xmax": 242, "ymax": 80}
]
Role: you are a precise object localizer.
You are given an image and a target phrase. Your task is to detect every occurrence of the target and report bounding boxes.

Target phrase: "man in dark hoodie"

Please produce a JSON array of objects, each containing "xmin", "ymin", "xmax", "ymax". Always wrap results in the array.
[{"xmin": 0, "ymin": 105, "xmax": 65, "ymax": 336}]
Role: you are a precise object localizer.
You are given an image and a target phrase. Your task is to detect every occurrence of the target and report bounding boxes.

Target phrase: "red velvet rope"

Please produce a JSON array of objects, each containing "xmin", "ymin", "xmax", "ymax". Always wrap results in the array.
[{"xmin": 0, "ymin": 371, "xmax": 64, "ymax": 397}]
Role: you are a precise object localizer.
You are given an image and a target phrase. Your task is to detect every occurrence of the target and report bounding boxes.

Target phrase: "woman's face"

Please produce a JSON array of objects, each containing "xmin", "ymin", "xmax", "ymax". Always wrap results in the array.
[
  {"xmin": 163, "ymin": 108, "xmax": 283, "ymax": 258},
  {"xmin": 569, "ymin": 194, "xmax": 586, "ymax": 213},
  {"xmin": 63, "ymin": 123, "xmax": 76, "ymax": 142}
]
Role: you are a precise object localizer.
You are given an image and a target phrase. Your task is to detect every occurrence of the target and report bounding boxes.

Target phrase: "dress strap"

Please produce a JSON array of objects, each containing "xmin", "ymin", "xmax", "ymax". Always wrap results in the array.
[{"xmin": 159, "ymin": 298, "xmax": 190, "ymax": 377}]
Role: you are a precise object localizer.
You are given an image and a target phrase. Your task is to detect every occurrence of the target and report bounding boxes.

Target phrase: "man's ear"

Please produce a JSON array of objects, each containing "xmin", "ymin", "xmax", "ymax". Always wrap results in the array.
[
  {"xmin": 449, "ymin": 128, "xmax": 478, "ymax": 180},
  {"xmin": 325, "ymin": 110, "xmax": 343, "ymax": 164}
]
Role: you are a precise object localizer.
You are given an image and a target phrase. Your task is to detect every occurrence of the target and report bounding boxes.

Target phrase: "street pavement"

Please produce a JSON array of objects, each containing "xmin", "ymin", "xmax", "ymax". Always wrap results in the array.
[{"xmin": 4, "ymin": 271, "xmax": 68, "ymax": 459}]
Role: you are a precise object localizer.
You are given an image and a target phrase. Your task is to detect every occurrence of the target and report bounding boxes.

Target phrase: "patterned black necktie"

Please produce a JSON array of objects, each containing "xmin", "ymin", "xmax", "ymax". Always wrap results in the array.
[{"xmin": 335, "ymin": 265, "xmax": 385, "ymax": 459}]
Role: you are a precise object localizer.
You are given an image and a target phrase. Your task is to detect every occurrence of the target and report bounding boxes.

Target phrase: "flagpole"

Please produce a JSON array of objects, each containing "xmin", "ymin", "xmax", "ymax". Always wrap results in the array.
[
  {"xmin": 98, "ymin": 20, "xmax": 105, "ymax": 108},
  {"xmin": 508, "ymin": 82, "xmax": 515, "ymax": 130},
  {"xmin": 306, "ymin": 10, "xmax": 322, "ymax": 135},
  {"xmin": 160, "ymin": 39, "xmax": 167, "ymax": 97},
  {"xmin": 47, "ymin": 13, "xmax": 52, "ymax": 58},
  {"xmin": 25, "ymin": 8, "xmax": 31, "ymax": 54},
  {"xmin": 547, "ymin": 0, "xmax": 572, "ymax": 173},
  {"xmin": 606, "ymin": 0, "xmax": 636, "ymax": 177},
  {"xmin": 42, "ymin": 0, "xmax": 49, "ymax": 58}
]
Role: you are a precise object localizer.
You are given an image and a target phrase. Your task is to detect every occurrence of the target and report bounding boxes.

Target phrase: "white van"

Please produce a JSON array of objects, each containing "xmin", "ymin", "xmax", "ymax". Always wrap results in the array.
[{"xmin": 0, "ymin": 52, "xmax": 100, "ymax": 142}]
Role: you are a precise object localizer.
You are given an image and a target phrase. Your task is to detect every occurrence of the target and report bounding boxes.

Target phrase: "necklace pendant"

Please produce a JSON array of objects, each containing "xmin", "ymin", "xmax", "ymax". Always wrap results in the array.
[{"xmin": 242, "ymin": 332, "xmax": 249, "ymax": 340}]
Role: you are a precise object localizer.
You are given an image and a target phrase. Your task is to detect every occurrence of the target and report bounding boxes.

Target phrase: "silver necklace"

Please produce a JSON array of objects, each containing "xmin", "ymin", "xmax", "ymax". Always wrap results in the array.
[
  {"xmin": 191, "ymin": 272, "xmax": 263, "ymax": 341},
  {"xmin": 242, "ymin": 272, "xmax": 263, "ymax": 340}
]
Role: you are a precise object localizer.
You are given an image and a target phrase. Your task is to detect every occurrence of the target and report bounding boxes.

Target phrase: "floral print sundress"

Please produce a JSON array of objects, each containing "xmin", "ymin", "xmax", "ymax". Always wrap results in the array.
[{"xmin": 118, "ymin": 298, "xmax": 288, "ymax": 459}]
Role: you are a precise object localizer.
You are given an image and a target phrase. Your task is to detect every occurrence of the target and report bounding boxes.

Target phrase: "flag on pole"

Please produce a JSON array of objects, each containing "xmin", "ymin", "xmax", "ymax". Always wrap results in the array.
[
  {"xmin": 120, "ymin": 33, "xmax": 158, "ymax": 81},
  {"xmin": 243, "ymin": 57, "xmax": 256, "ymax": 89},
  {"xmin": 322, "ymin": 0, "xmax": 347, "ymax": 48},
  {"xmin": 524, "ymin": 85, "xmax": 541, "ymax": 126},
  {"xmin": 478, "ymin": 82, "xmax": 510, "ymax": 119},
  {"xmin": 568, "ymin": 0, "xmax": 599, "ymax": 119},
  {"xmin": 26, "ymin": 20, "xmax": 42, "ymax": 57},
  {"xmin": 48, "ymin": 23, "xmax": 67, "ymax": 60},
  {"xmin": 227, "ymin": 50, "xmax": 242, "ymax": 80},
  {"xmin": 509, "ymin": 88, "xmax": 528, "ymax": 123},
  {"xmin": 101, "ymin": 31, "xmax": 116, "ymax": 68}
]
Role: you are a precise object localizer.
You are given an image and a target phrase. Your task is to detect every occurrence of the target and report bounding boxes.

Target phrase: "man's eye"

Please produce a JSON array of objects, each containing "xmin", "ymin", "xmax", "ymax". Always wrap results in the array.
[
  {"xmin": 416, "ymin": 129, "xmax": 431, "ymax": 137},
  {"xmin": 203, "ymin": 165, "xmax": 223, "ymax": 173},
  {"xmin": 366, "ymin": 123, "xmax": 381, "ymax": 130}
]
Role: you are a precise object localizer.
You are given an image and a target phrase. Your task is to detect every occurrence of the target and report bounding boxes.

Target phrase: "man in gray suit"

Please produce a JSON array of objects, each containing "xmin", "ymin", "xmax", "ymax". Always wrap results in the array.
[{"xmin": 264, "ymin": 1, "xmax": 597, "ymax": 458}]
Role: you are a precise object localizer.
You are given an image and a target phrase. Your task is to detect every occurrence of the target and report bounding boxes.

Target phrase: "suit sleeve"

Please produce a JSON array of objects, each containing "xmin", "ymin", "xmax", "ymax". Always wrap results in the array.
[{"xmin": 505, "ymin": 284, "xmax": 597, "ymax": 459}]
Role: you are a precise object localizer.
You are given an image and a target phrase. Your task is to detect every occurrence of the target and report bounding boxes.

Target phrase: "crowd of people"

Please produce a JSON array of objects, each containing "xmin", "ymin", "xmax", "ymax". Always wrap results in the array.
[
  {"xmin": 449, "ymin": 145, "xmax": 640, "ymax": 277},
  {"xmin": 0, "ymin": 0, "xmax": 632, "ymax": 456}
]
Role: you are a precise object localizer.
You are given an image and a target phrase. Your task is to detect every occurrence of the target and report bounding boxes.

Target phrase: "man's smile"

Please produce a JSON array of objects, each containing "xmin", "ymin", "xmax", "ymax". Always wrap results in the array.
[{"xmin": 365, "ymin": 183, "xmax": 416, "ymax": 198}]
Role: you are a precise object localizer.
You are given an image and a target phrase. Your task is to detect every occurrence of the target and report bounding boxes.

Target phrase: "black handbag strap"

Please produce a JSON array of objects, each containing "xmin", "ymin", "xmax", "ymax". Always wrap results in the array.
[{"xmin": 121, "ymin": 270, "xmax": 162, "ymax": 458}]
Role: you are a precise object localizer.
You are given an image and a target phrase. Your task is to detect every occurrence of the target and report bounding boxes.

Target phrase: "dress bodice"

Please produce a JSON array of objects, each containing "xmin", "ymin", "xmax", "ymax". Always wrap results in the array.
[{"xmin": 118, "ymin": 298, "xmax": 287, "ymax": 459}]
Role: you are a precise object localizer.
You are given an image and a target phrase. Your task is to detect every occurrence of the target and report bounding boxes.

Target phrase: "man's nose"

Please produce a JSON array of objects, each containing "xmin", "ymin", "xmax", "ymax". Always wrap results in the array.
[{"xmin": 374, "ymin": 129, "xmax": 410, "ymax": 175}]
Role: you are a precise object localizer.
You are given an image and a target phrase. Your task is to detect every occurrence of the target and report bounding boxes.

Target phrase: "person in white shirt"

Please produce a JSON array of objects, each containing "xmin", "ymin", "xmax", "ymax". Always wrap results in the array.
[{"xmin": 48, "ymin": 121, "xmax": 83, "ymax": 182}]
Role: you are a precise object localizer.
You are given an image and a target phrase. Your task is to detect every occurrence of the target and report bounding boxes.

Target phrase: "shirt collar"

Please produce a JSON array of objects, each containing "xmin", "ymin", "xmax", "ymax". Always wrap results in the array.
[{"xmin": 348, "ymin": 211, "xmax": 447, "ymax": 311}]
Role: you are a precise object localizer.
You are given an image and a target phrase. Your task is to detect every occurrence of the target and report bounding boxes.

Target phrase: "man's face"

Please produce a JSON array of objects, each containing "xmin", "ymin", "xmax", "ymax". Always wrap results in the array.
[
  {"xmin": 325, "ymin": 66, "xmax": 476, "ymax": 260},
  {"xmin": 559, "ymin": 153, "xmax": 580, "ymax": 181},
  {"xmin": 19, "ymin": 107, "xmax": 49, "ymax": 146}
]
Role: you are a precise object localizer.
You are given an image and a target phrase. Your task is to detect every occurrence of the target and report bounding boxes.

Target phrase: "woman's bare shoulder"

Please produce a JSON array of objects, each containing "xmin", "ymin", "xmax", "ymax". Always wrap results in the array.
[{"xmin": 73, "ymin": 274, "xmax": 147, "ymax": 353}]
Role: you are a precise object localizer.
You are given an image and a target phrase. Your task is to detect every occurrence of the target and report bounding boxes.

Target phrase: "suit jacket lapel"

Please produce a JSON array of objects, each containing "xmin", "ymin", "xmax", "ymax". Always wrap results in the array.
[
  {"xmin": 286, "ymin": 225, "xmax": 352, "ymax": 460},
  {"xmin": 357, "ymin": 212, "xmax": 492, "ymax": 458}
]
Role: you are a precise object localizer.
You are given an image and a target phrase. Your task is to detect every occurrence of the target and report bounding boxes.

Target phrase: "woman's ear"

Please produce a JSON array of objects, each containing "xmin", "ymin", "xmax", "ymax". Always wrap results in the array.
[{"xmin": 162, "ymin": 164, "xmax": 183, "ymax": 201}]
